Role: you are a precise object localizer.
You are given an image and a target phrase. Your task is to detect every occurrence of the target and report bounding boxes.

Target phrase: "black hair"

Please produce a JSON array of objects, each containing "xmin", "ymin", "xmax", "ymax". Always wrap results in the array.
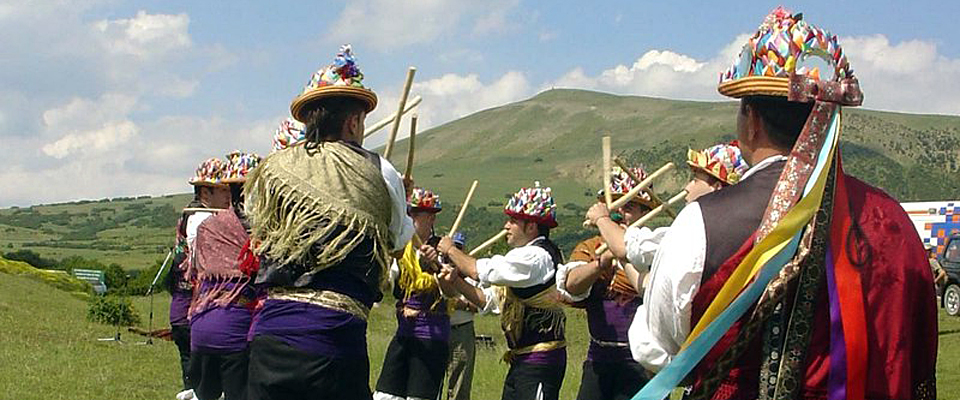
[
  {"xmin": 742, "ymin": 96, "xmax": 814, "ymax": 150},
  {"xmin": 229, "ymin": 183, "xmax": 244, "ymax": 209},
  {"xmin": 193, "ymin": 185, "xmax": 202, "ymax": 200},
  {"xmin": 537, "ymin": 224, "xmax": 551, "ymax": 238},
  {"xmin": 302, "ymin": 97, "xmax": 367, "ymax": 144}
]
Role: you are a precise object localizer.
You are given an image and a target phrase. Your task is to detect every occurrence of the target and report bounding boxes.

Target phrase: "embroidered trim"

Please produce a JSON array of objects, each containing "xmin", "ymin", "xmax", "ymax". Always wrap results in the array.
[
  {"xmin": 268, "ymin": 287, "xmax": 371, "ymax": 321},
  {"xmin": 502, "ymin": 340, "xmax": 566, "ymax": 364}
]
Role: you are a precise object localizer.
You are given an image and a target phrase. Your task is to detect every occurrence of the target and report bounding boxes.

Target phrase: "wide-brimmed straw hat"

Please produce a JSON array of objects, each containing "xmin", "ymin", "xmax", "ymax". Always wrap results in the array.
[
  {"xmin": 597, "ymin": 166, "xmax": 658, "ymax": 209},
  {"xmin": 290, "ymin": 44, "xmax": 377, "ymax": 123},
  {"xmin": 687, "ymin": 142, "xmax": 749, "ymax": 186},
  {"xmin": 189, "ymin": 158, "xmax": 228, "ymax": 187},
  {"xmin": 221, "ymin": 151, "xmax": 262, "ymax": 184},
  {"xmin": 717, "ymin": 7, "xmax": 853, "ymax": 99}
]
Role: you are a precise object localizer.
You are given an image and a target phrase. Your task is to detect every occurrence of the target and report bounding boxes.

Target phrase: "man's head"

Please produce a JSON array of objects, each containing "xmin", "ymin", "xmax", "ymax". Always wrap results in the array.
[
  {"xmin": 736, "ymin": 96, "xmax": 813, "ymax": 165},
  {"xmin": 302, "ymin": 97, "xmax": 367, "ymax": 145},
  {"xmin": 617, "ymin": 201, "xmax": 651, "ymax": 226},
  {"xmin": 290, "ymin": 44, "xmax": 377, "ymax": 136},
  {"xmin": 410, "ymin": 210, "xmax": 437, "ymax": 240},
  {"xmin": 195, "ymin": 185, "xmax": 231, "ymax": 209},
  {"xmin": 601, "ymin": 166, "xmax": 656, "ymax": 224},
  {"xmin": 503, "ymin": 183, "xmax": 558, "ymax": 242},
  {"xmin": 684, "ymin": 143, "xmax": 748, "ymax": 202},
  {"xmin": 684, "ymin": 170, "xmax": 726, "ymax": 203},
  {"xmin": 503, "ymin": 216, "xmax": 546, "ymax": 248},
  {"xmin": 407, "ymin": 187, "xmax": 442, "ymax": 240}
]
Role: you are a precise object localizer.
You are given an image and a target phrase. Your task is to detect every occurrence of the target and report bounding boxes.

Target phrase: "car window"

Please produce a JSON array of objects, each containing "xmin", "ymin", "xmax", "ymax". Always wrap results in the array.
[{"xmin": 946, "ymin": 239, "xmax": 960, "ymax": 263}]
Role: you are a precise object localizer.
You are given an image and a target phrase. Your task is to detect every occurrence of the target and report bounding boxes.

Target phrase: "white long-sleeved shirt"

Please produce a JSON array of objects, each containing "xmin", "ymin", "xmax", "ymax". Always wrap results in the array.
[
  {"xmin": 475, "ymin": 236, "xmax": 555, "ymax": 315},
  {"xmin": 185, "ymin": 211, "xmax": 214, "ymax": 248},
  {"xmin": 627, "ymin": 155, "xmax": 787, "ymax": 371},
  {"xmin": 378, "ymin": 156, "xmax": 415, "ymax": 252},
  {"xmin": 624, "ymin": 226, "xmax": 671, "ymax": 270}
]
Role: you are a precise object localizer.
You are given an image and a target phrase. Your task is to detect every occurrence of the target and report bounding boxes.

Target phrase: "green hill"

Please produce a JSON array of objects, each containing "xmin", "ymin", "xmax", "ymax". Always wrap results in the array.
[{"xmin": 3, "ymin": 89, "xmax": 960, "ymax": 269}]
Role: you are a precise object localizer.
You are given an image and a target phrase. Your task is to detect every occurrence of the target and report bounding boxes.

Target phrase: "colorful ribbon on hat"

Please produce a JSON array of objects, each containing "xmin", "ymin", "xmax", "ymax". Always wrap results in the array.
[{"xmin": 631, "ymin": 108, "xmax": 841, "ymax": 400}]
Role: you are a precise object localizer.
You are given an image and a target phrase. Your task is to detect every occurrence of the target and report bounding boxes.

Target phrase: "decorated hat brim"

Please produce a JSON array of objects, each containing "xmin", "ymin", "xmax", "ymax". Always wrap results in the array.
[
  {"xmin": 220, "ymin": 177, "xmax": 248, "ymax": 184},
  {"xmin": 686, "ymin": 159, "xmax": 740, "ymax": 186},
  {"xmin": 718, "ymin": 76, "xmax": 790, "ymax": 99},
  {"xmin": 409, "ymin": 206, "xmax": 442, "ymax": 214},
  {"xmin": 189, "ymin": 180, "xmax": 229, "ymax": 188},
  {"xmin": 504, "ymin": 209, "xmax": 558, "ymax": 229},
  {"xmin": 291, "ymin": 87, "xmax": 378, "ymax": 123}
]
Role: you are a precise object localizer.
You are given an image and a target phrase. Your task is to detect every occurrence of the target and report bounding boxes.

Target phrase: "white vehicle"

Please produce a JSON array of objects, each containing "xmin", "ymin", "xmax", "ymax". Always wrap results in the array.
[{"xmin": 901, "ymin": 201, "xmax": 960, "ymax": 315}]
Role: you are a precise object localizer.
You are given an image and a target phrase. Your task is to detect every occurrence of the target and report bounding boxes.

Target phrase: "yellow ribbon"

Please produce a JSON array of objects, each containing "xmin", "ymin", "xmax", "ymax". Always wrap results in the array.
[{"xmin": 683, "ymin": 112, "xmax": 840, "ymax": 349}]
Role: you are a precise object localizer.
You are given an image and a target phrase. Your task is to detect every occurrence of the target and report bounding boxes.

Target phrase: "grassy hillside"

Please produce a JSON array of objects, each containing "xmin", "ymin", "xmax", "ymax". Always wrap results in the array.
[
  {"xmin": 2, "ymin": 264, "xmax": 959, "ymax": 399},
  {"xmin": 3, "ymin": 89, "xmax": 960, "ymax": 269},
  {"xmin": 0, "ymin": 264, "xmax": 592, "ymax": 399}
]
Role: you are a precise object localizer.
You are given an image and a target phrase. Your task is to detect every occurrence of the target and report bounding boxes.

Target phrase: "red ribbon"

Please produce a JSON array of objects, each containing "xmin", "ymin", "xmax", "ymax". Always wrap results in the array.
[{"xmin": 828, "ymin": 159, "xmax": 868, "ymax": 400}]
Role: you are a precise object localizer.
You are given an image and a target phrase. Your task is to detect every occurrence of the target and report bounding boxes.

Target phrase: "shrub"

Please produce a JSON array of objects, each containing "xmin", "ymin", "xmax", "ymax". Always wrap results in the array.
[
  {"xmin": 87, "ymin": 295, "xmax": 140, "ymax": 327},
  {"xmin": 3, "ymin": 249, "xmax": 59, "ymax": 270}
]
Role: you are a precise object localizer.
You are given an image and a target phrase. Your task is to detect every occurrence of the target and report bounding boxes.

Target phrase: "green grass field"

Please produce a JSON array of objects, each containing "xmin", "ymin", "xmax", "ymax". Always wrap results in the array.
[{"xmin": 2, "ymin": 270, "xmax": 959, "ymax": 400}]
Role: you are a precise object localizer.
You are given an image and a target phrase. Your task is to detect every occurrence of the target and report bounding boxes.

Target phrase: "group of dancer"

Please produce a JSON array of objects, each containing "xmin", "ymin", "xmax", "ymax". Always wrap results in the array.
[{"xmin": 164, "ymin": 7, "xmax": 938, "ymax": 400}]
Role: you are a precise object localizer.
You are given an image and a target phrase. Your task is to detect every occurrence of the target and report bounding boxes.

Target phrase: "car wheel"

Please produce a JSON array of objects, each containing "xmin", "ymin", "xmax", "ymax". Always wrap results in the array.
[{"xmin": 946, "ymin": 284, "xmax": 960, "ymax": 316}]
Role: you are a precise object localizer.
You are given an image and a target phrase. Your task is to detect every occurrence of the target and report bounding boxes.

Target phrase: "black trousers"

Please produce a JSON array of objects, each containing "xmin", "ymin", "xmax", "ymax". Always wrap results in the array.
[
  {"xmin": 170, "ymin": 324, "xmax": 192, "ymax": 390},
  {"xmin": 374, "ymin": 335, "xmax": 450, "ymax": 399},
  {"xmin": 501, "ymin": 361, "xmax": 565, "ymax": 400},
  {"xmin": 188, "ymin": 349, "xmax": 249, "ymax": 400},
  {"xmin": 247, "ymin": 334, "xmax": 372, "ymax": 400},
  {"xmin": 576, "ymin": 360, "xmax": 651, "ymax": 400}
]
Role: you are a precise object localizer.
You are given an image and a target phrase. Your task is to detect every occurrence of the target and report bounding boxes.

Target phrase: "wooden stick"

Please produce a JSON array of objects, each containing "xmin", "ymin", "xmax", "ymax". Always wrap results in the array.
[
  {"xmin": 403, "ymin": 114, "xmax": 418, "ymax": 180},
  {"xmin": 613, "ymin": 157, "xmax": 677, "ymax": 219},
  {"xmin": 383, "ymin": 67, "xmax": 417, "ymax": 160},
  {"xmin": 594, "ymin": 190, "xmax": 687, "ymax": 256},
  {"xmin": 602, "ymin": 136, "xmax": 613, "ymax": 207},
  {"xmin": 582, "ymin": 162, "xmax": 676, "ymax": 228},
  {"xmin": 448, "ymin": 180, "xmax": 479, "ymax": 237},
  {"xmin": 363, "ymin": 96, "xmax": 422, "ymax": 138},
  {"xmin": 469, "ymin": 230, "xmax": 508, "ymax": 256}
]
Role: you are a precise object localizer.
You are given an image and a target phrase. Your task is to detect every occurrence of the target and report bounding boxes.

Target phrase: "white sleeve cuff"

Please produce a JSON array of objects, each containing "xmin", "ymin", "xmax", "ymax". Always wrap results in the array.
[
  {"xmin": 624, "ymin": 226, "xmax": 668, "ymax": 269},
  {"xmin": 479, "ymin": 286, "xmax": 501, "ymax": 315},
  {"xmin": 555, "ymin": 261, "xmax": 590, "ymax": 302}
]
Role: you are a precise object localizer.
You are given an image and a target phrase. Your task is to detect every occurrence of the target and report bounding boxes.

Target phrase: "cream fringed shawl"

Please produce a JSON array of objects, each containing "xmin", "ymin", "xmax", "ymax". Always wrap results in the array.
[{"xmin": 243, "ymin": 142, "xmax": 393, "ymax": 279}]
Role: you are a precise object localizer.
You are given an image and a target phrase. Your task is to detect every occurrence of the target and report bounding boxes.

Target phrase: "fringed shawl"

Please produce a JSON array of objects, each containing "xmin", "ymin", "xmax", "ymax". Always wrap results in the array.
[
  {"xmin": 188, "ymin": 208, "xmax": 251, "ymax": 316},
  {"xmin": 243, "ymin": 142, "xmax": 393, "ymax": 282},
  {"xmin": 498, "ymin": 285, "xmax": 566, "ymax": 349}
]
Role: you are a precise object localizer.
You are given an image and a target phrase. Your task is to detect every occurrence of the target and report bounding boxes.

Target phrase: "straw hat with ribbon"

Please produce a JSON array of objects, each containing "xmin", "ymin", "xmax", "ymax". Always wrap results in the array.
[
  {"xmin": 189, "ymin": 158, "xmax": 228, "ymax": 187},
  {"xmin": 290, "ymin": 44, "xmax": 377, "ymax": 123}
]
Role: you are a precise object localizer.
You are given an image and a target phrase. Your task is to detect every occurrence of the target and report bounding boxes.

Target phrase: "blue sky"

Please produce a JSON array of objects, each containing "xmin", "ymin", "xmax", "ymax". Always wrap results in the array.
[{"xmin": 1, "ymin": 0, "xmax": 958, "ymax": 206}]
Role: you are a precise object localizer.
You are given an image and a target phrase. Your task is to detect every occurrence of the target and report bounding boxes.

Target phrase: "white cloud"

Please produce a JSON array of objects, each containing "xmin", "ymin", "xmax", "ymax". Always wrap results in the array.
[
  {"xmin": 365, "ymin": 71, "xmax": 533, "ymax": 147},
  {"xmin": 41, "ymin": 93, "xmax": 138, "ymax": 133},
  {"xmin": 412, "ymin": 71, "xmax": 532, "ymax": 126},
  {"xmin": 545, "ymin": 35, "xmax": 753, "ymax": 101},
  {"xmin": 538, "ymin": 30, "xmax": 557, "ymax": 42},
  {"xmin": 94, "ymin": 11, "xmax": 192, "ymax": 59},
  {"xmin": 38, "ymin": 93, "xmax": 140, "ymax": 159},
  {"xmin": 42, "ymin": 120, "xmax": 138, "ymax": 159},
  {"xmin": 327, "ymin": 0, "xmax": 521, "ymax": 50},
  {"xmin": 841, "ymin": 34, "xmax": 960, "ymax": 114}
]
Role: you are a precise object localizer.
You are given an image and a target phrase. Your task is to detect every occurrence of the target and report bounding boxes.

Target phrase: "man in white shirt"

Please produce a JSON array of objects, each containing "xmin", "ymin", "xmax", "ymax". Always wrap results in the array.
[
  {"xmin": 437, "ymin": 184, "xmax": 566, "ymax": 400},
  {"xmin": 169, "ymin": 158, "xmax": 231, "ymax": 400}
]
